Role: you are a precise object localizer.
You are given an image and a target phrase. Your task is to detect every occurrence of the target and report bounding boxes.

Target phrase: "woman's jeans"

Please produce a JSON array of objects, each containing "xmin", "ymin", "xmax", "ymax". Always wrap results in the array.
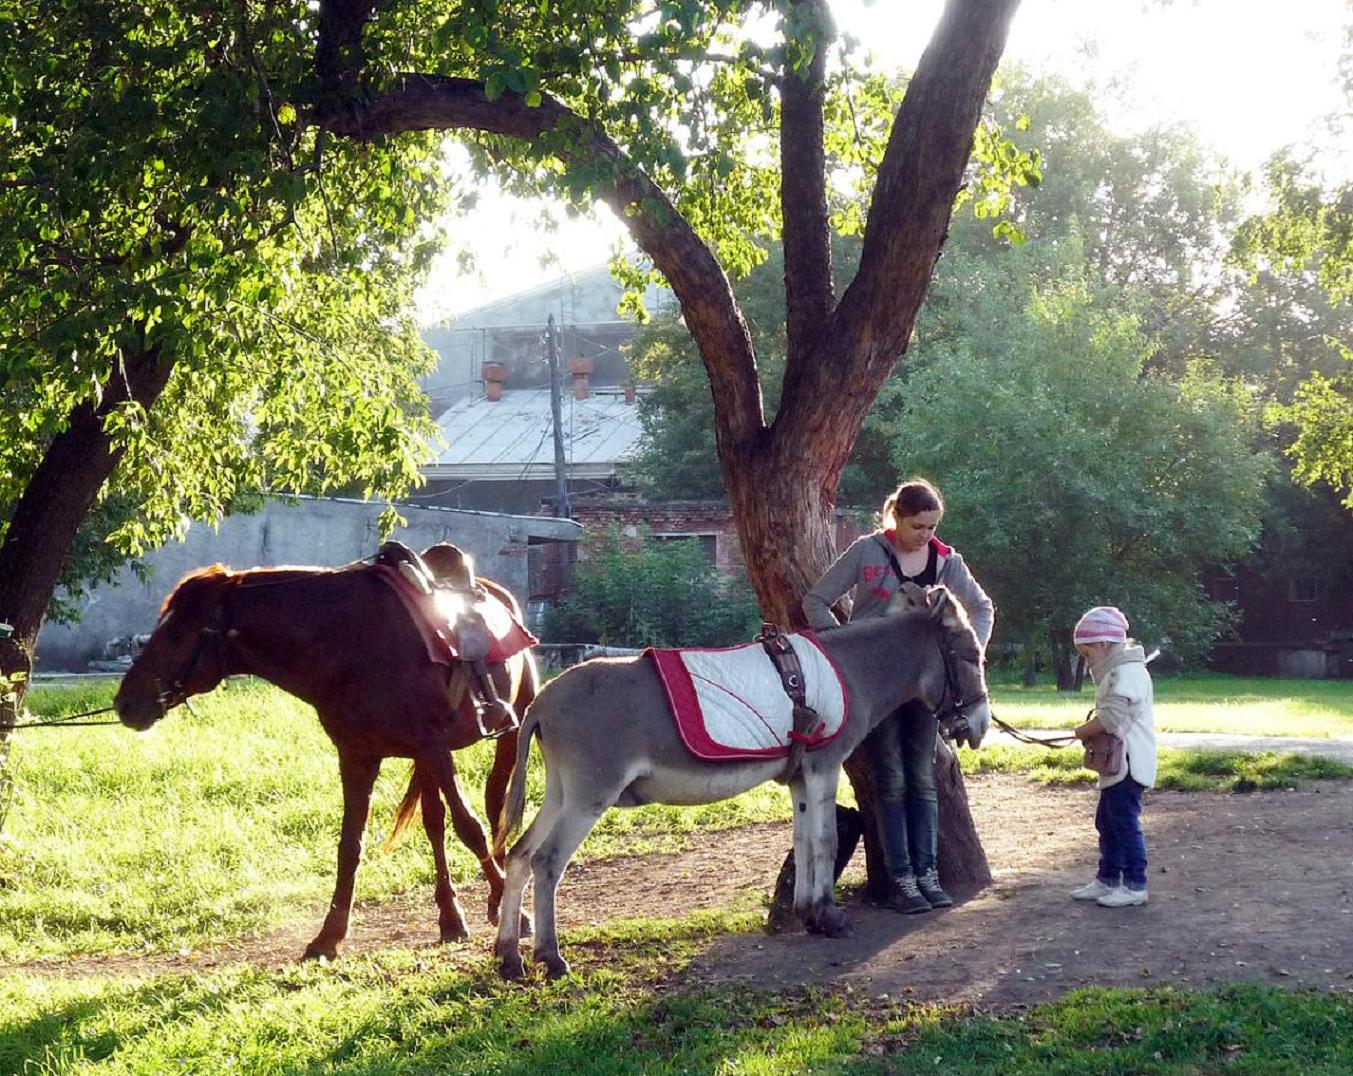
[
  {"xmin": 1096, "ymin": 777, "xmax": 1148, "ymax": 890},
  {"xmin": 868, "ymin": 701, "xmax": 939, "ymax": 878}
]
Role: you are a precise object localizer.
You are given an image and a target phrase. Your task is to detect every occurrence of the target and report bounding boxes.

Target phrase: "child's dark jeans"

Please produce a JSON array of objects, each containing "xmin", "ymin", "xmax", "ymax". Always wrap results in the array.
[{"xmin": 1096, "ymin": 776, "xmax": 1148, "ymax": 890}]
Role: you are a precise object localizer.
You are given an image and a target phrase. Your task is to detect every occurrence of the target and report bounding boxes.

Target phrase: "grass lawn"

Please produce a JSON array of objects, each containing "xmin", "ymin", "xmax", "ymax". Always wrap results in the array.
[
  {"xmin": 990, "ymin": 672, "xmax": 1353, "ymax": 738},
  {"xmin": 2, "ymin": 913, "xmax": 1350, "ymax": 1074},
  {"xmin": 0, "ymin": 679, "xmax": 789, "ymax": 963}
]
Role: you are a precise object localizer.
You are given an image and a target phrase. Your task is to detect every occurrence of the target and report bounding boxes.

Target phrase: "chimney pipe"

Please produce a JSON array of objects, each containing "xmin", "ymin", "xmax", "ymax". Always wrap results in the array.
[
  {"xmin": 568, "ymin": 356, "xmax": 593, "ymax": 400},
  {"xmin": 482, "ymin": 361, "xmax": 506, "ymax": 402}
]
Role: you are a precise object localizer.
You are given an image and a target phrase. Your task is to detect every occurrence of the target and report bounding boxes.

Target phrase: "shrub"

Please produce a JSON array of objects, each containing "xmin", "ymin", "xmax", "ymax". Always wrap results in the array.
[{"xmin": 544, "ymin": 526, "xmax": 763, "ymax": 647}]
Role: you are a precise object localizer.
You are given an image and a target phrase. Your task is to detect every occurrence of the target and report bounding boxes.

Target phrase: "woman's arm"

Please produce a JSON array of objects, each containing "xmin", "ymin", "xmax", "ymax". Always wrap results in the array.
[
  {"xmin": 942, "ymin": 553, "xmax": 995, "ymax": 649},
  {"xmin": 801, "ymin": 538, "xmax": 867, "ymax": 629}
]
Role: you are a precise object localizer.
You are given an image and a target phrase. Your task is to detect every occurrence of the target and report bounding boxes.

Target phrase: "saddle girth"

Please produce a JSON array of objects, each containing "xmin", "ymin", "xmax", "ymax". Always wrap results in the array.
[{"xmin": 756, "ymin": 622, "xmax": 822, "ymax": 783}]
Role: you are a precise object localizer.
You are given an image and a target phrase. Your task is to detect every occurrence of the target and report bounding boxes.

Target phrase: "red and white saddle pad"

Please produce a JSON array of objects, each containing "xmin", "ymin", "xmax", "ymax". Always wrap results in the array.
[{"xmin": 647, "ymin": 633, "xmax": 849, "ymax": 762}]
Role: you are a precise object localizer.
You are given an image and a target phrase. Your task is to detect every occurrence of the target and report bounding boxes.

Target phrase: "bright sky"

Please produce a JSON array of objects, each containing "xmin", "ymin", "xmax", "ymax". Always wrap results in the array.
[{"xmin": 414, "ymin": 0, "xmax": 1350, "ymax": 324}]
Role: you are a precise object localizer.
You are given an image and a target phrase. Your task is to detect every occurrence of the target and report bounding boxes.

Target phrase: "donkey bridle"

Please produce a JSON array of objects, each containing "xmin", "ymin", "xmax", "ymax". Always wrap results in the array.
[{"xmin": 931, "ymin": 634, "xmax": 989, "ymax": 743}]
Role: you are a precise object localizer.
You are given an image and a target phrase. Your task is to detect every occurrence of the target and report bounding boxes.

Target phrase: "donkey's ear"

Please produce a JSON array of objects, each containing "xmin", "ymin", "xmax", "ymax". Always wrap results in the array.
[
  {"xmin": 926, "ymin": 585, "xmax": 950, "ymax": 620},
  {"xmin": 888, "ymin": 581, "xmax": 930, "ymax": 615}
]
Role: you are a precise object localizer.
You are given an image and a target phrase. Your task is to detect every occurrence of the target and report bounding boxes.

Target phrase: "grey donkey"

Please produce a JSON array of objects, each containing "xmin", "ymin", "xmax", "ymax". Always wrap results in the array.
[{"xmin": 492, "ymin": 583, "xmax": 991, "ymax": 980}]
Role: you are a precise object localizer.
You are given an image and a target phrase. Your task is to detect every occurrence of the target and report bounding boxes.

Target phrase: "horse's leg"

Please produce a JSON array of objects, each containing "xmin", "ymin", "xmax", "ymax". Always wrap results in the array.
[
  {"xmin": 801, "ymin": 765, "xmax": 849, "ymax": 938},
  {"xmin": 305, "ymin": 752, "xmax": 382, "ymax": 960},
  {"xmin": 495, "ymin": 772, "xmax": 564, "ymax": 980},
  {"xmin": 415, "ymin": 757, "xmax": 471, "ymax": 943},
  {"xmin": 484, "ymin": 731, "xmax": 518, "ymax": 861},
  {"xmin": 430, "ymin": 753, "xmax": 506, "ymax": 927}
]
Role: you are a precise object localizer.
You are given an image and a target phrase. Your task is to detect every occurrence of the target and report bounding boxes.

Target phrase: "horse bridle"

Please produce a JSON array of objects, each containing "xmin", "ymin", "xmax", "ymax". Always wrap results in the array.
[{"xmin": 149, "ymin": 597, "xmax": 233, "ymax": 713}]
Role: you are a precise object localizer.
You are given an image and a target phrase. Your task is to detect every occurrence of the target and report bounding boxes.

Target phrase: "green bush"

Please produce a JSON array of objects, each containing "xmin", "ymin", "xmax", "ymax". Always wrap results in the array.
[{"xmin": 544, "ymin": 526, "xmax": 763, "ymax": 647}]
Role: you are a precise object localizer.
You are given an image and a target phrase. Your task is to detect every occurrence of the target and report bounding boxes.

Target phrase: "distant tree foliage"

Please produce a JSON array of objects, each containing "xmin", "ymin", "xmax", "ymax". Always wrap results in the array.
[
  {"xmin": 888, "ymin": 258, "xmax": 1267, "ymax": 671},
  {"xmin": 544, "ymin": 527, "xmax": 763, "ymax": 648}
]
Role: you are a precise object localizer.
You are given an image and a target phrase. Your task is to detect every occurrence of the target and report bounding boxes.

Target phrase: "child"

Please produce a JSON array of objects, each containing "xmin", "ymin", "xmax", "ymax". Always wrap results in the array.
[{"xmin": 1069, "ymin": 606, "xmax": 1156, "ymax": 908}]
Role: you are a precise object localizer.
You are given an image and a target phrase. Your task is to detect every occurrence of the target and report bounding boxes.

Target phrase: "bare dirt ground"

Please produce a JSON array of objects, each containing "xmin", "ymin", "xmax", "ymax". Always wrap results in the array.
[{"xmin": 9, "ymin": 775, "xmax": 1353, "ymax": 1007}]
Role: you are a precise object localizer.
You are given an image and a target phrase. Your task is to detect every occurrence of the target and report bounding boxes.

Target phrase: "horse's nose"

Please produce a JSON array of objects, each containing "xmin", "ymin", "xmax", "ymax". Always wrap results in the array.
[{"xmin": 114, "ymin": 688, "xmax": 161, "ymax": 731}]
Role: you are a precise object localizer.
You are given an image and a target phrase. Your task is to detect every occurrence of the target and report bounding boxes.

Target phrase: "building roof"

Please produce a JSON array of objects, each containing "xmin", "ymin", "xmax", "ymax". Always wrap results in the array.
[{"xmin": 423, "ymin": 387, "xmax": 645, "ymax": 481}]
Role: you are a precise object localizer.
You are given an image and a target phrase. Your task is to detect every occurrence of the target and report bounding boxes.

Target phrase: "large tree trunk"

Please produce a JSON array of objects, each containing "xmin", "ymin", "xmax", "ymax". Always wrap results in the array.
[
  {"xmin": 0, "ymin": 344, "xmax": 172, "ymax": 734},
  {"xmin": 314, "ymin": 0, "xmax": 1020, "ymax": 925}
]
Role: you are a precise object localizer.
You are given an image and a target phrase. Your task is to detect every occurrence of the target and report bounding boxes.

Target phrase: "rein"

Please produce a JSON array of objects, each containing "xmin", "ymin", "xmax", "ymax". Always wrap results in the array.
[{"xmin": 988, "ymin": 714, "xmax": 1081, "ymax": 748}]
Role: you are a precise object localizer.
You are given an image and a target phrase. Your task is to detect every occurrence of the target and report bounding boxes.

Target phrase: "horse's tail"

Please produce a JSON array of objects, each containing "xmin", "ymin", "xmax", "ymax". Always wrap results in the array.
[
  {"xmin": 494, "ymin": 707, "xmax": 539, "ymax": 860},
  {"xmin": 384, "ymin": 765, "xmax": 424, "ymax": 852}
]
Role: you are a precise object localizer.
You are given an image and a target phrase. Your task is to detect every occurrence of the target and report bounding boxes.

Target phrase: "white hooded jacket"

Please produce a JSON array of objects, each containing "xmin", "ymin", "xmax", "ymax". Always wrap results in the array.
[{"xmin": 1090, "ymin": 644, "xmax": 1157, "ymax": 789}]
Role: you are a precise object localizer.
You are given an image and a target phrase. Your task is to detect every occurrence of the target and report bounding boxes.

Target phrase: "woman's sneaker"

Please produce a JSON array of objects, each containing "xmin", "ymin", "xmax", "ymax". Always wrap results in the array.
[
  {"xmin": 884, "ymin": 873, "xmax": 932, "ymax": 915},
  {"xmin": 1096, "ymin": 885, "xmax": 1148, "ymax": 907},
  {"xmin": 916, "ymin": 867, "xmax": 954, "ymax": 908},
  {"xmin": 1070, "ymin": 879, "xmax": 1117, "ymax": 901}
]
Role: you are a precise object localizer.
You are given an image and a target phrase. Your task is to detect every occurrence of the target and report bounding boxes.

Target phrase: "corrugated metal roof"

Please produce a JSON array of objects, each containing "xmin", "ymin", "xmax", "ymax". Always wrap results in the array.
[{"xmin": 423, "ymin": 387, "xmax": 646, "ymax": 481}]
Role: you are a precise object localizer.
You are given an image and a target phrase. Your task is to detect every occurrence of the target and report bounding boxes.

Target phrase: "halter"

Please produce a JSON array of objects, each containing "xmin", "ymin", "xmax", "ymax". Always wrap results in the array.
[{"xmin": 930, "ymin": 631, "xmax": 989, "ymax": 737}]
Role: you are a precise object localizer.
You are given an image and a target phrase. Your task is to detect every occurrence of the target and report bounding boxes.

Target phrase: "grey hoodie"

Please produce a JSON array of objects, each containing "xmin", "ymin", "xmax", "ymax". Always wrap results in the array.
[{"xmin": 802, "ymin": 531, "xmax": 995, "ymax": 648}]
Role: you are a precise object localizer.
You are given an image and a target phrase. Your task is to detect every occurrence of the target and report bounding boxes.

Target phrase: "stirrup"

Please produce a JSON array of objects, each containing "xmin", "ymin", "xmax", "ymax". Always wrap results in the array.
[{"xmin": 476, "ymin": 700, "xmax": 519, "ymax": 740}]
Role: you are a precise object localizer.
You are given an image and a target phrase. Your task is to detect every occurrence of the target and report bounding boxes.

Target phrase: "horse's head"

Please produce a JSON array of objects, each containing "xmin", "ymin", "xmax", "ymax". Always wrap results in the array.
[
  {"xmin": 887, "ymin": 583, "xmax": 991, "ymax": 747},
  {"xmin": 114, "ymin": 566, "xmax": 235, "ymax": 730}
]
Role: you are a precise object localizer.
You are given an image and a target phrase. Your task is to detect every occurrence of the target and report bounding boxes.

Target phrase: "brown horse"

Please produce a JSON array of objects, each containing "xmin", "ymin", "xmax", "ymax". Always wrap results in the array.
[{"xmin": 113, "ymin": 547, "xmax": 538, "ymax": 960}]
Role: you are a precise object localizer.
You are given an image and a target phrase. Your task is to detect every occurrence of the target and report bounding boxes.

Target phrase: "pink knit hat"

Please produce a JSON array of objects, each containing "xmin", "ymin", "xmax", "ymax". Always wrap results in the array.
[{"xmin": 1073, "ymin": 606, "xmax": 1129, "ymax": 645}]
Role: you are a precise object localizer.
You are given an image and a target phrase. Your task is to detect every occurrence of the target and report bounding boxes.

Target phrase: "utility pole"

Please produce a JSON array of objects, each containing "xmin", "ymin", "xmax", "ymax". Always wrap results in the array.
[{"xmin": 546, "ymin": 314, "xmax": 571, "ymax": 519}]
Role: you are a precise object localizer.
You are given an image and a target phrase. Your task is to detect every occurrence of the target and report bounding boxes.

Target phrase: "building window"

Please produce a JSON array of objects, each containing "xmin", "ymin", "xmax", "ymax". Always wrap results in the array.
[
  {"xmin": 1289, "ymin": 577, "xmax": 1318, "ymax": 603},
  {"xmin": 650, "ymin": 532, "xmax": 718, "ymax": 564}
]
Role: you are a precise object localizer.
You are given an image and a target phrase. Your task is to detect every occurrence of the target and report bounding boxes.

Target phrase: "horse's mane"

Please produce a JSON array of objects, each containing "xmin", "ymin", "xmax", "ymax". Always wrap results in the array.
[{"xmin": 160, "ymin": 565, "xmax": 235, "ymax": 620}]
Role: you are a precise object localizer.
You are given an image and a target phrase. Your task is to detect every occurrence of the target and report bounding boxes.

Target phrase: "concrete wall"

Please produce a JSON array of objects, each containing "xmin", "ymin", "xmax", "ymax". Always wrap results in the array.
[{"xmin": 36, "ymin": 496, "xmax": 579, "ymax": 671}]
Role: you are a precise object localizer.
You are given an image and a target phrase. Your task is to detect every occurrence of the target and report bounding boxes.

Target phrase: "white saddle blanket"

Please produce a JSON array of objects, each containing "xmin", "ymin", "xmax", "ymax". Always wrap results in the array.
[{"xmin": 648, "ymin": 633, "xmax": 848, "ymax": 761}]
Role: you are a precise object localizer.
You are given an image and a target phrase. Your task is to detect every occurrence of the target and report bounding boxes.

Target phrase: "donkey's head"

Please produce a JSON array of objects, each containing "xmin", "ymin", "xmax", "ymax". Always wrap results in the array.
[
  {"xmin": 114, "ymin": 566, "xmax": 235, "ymax": 730},
  {"xmin": 887, "ymin": 583, "xmax": 991, "ymax": 747}
]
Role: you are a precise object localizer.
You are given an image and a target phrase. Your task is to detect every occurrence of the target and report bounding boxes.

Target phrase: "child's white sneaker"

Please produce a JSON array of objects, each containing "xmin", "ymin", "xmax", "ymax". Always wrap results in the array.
[
  {"xmin": 1096, "ymin": 885, "xmax": 1148, "ymax": 907},
  {"xmin": 1070, "ymin": 879, "xmax": 1116, "ymax": 901}
]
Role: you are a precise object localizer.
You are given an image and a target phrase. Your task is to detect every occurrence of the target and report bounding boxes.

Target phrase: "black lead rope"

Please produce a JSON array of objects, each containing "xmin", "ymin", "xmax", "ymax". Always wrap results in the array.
[{"xmin": 1, "ymin": 704, "xmax": 121, "ymax": 730}]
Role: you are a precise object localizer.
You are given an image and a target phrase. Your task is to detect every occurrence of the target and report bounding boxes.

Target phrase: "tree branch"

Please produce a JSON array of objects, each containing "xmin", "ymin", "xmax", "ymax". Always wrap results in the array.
[
  {"xmin": 315, "ymin": 68, "xmax": 765, "ymax": 447},
  {"xmin": 775, "ymin": 0, "xmax": 1020, "ymax": 484},
  {"xmin": 778, "ymin": 0, "xmax": 835, "ymax": 384}
]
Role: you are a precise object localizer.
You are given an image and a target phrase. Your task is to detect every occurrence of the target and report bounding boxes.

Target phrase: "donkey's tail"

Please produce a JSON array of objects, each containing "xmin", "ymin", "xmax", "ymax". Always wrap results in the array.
[
  {"xmin": 384, "ymin": 764, "xmax": 423, "ymax": 853},
  {"xmin": 494, "ymin": 708, "xmax": 539, "ymax": 860}
]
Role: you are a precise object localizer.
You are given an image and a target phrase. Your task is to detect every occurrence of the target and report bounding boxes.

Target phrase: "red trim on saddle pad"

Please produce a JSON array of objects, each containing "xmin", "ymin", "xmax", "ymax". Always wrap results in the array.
[
  {"xmin": 647, "ymin": 633, "xmax": 848, "ymax": 762},
  {"xmin": 372, "ymin": 564, "xmax": 537, "ymax": 665}
]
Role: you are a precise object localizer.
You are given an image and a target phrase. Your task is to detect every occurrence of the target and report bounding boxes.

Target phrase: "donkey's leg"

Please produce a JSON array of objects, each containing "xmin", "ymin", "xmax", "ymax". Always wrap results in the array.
[
  {"xmin": 495, "ymin": 768, "xmax": 565, "ymax": 979},
  {"xmin": 529, "ymin": 800, "xmax": 609, "ymax": 980},
  {"xmin": 431, "ymin": 754, "xmax": 507, "ymax": 926},
  {"xmin": 801, "ymin": 765, "xmax": 850, "ymax": 938},
  {"xmin": 415, "ymin": 756, "xmax": 471, "ymax": 943},
  {"xmin": 305, "ymin": 751, "xmax": 382, "ymax": 960}
]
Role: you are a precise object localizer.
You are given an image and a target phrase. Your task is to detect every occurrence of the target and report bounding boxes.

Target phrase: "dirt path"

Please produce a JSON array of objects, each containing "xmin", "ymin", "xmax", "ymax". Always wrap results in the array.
[{"xmin": 8, "ymin": 776, "xmax": 1353, "ymax": 1008}]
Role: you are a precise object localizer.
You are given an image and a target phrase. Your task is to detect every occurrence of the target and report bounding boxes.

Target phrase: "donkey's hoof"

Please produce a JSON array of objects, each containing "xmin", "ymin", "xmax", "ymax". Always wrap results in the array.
[
  {"xmin": 519, "ymin": 912, "xmax": 533, "ymax": 938},
  {"xmin": 538, "ymin": 952, "xmax": 571, "ymax": 980},
  {"xmin": 497, "ymin": 953, "xmax": 525, "ymax": 981},
  {"xmin": 806, "ymin": 905, "xmax": 852, "ymax": 938}
]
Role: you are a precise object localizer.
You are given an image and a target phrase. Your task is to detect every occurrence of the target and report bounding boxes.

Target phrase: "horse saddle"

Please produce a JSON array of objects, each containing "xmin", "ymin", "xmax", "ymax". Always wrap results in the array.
[
  {"xmin": 372, "ymin": 541, "xmax": 536, "ymax": 666},
  {"xmin": 647, "ymin": 633, "xmax": 848, "ymax": 763}
]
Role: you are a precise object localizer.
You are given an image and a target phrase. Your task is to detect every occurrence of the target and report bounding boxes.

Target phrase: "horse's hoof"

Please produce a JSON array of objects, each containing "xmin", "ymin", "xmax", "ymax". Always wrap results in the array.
[
  {"xmin": 302, "ymin": 940, "xmax": 340, "ymax": 962},
  {"xmin": 765, "ymin": 903, "xmax": 802, "ymax": 935},
  {"xmin": 439, "ymin": 923, "xmax": 470, "ymax": 944},
  {"xmin": 486, "ymin": 902, "xmax": 500, "ymax": 926}
]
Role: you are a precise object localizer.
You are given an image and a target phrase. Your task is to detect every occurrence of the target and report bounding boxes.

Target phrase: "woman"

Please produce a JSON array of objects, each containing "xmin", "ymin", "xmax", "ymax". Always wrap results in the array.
[{"xmin": 802, "ymin": 478, "xmax": 994, "ymax": 914}]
